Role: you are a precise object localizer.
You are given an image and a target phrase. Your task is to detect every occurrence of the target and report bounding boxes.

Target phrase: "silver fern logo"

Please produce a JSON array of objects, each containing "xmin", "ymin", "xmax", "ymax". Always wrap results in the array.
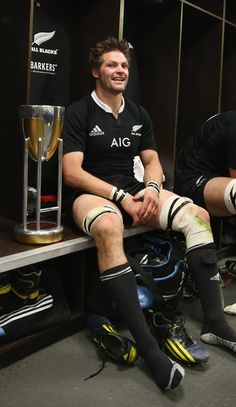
[
  {"xmin": 131, "ymin": 124, "xmax": 142, "ymax": 136},
  {"xmin": 32, "ymin": 31, "xmax": 55, "ymax": 46},
  {"xmin": 31, "ymin": 30, "xmax": 58, "ymax": 74}
]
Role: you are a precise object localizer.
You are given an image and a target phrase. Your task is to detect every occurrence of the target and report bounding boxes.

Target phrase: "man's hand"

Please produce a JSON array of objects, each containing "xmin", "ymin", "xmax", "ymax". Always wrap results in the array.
[
  {"xmin": 133, "ymin": 188, "xmax": 159, "ymax": 223},
  {"xmin": 121, "ymin": 194, "xmax": 144, "ymax": 226}
]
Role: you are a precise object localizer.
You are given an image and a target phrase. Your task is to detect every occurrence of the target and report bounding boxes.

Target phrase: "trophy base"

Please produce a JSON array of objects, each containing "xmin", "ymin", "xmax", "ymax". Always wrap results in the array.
[{"xmin": 14, "ymin": 221, "xmax": 64, "ymax": 245}]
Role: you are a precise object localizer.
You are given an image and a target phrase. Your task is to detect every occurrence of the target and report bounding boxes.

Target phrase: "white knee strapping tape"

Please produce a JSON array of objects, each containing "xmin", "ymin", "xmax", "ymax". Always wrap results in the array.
[
  {"xmin": 159, "ymin": 195, "xmax": 214, "ymax": 251},
  {"xmin": 224, "ymin": 179, "xmax": 236, "ymax": 214},
  {"xmin": 83, "ymin": 205, "xmax": 122, "ymax": 236}
]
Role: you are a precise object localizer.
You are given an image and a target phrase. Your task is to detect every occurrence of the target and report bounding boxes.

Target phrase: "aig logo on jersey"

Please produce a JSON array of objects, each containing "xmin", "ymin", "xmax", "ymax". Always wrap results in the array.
[
  {"xmin": 111, "ymin": 138, "xmax": 131, "ymax": 147},
  {"xmin": 131, "ymin": 124, "xmax": 142, "ymax": 136}
]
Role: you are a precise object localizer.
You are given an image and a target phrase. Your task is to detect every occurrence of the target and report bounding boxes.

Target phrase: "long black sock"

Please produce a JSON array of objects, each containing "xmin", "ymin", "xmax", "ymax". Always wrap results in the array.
[
  {"xmin": 186, "ymin": 244, "xmax": 236, "ymax": 341},
  {"xmin": 100, "ymin": 263, "xmax": 184, "ymax": 390}
]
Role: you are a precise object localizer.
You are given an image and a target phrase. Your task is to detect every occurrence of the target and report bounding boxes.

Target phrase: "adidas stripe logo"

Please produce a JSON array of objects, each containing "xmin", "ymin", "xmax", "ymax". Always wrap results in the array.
[
  {"xmin": 89, "ymin": 125, "xmax": 105, "ymax": 136},
  {"xmin": 210, "ymin": 272, "xmax": 221, "ymax": 281},
  {"xmin": 100, "ymin": 266, "xmax": 132, "ymax": 281},
  {"xmin": 165, "ymin": 338, "xmax": 196, "ymax": 363},
  {"xmin": 0, "ymin": 294, "xmax": 53, "ymax": 336}
]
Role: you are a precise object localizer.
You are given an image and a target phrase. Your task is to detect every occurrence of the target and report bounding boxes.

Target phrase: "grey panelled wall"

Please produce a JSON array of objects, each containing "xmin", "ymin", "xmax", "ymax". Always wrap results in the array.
[
  {"xmin": 123, "ymin": 0, "xmax": 181, "ymax": 187},
  {"xmin": 177, "ymin": 0, "xmax": 236, "ymax": 160},
  {"xmin": 123, "ymin": 0, "xmax": 236, "ymax": 187}
]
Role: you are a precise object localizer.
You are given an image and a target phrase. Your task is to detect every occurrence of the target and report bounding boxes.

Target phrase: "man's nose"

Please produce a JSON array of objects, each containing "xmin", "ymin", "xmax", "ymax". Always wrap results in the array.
[{"xmin": 117, "ymin": 64, "xmax": 126, "ymax": 72}]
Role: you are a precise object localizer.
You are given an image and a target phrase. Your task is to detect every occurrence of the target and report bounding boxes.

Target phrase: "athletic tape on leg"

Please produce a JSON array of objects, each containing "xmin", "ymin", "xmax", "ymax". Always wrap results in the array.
[
  {"xmin": 224, "ymin": 179, "xmax": 236, "ymax": 214},
  {"xmin": 83, "ymin": 205, "xmax": 122, "ymax": 236},
  {"xmin": 159, "ymin": 196, "xmax": 214, "ymax": 251}
]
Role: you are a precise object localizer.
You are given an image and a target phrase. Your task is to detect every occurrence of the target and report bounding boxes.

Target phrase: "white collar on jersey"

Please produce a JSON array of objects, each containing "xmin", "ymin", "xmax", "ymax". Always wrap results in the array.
[{"xmin": 91, "ymin": 90, "xmax": 125, "ymax": 113}]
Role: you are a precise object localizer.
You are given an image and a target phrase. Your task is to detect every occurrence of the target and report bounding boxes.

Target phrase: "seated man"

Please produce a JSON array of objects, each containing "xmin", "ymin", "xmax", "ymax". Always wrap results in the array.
[
  {"xmin": 62, "ymin": 37, "xmax": 236, "ymax": 392},
  {"xmin": 174, "ymin": 111, "xmax": 236, "ymax": 311}
]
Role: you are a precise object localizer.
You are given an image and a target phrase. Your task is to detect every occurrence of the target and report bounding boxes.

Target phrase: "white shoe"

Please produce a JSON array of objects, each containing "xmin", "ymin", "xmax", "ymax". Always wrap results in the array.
[{"xmin": 224, "ymin": 303, "xmax": 236, "ymax": 315}]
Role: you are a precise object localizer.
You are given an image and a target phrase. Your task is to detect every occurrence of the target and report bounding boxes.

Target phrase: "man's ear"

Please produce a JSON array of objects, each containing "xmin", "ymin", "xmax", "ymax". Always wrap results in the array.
[{"xmin": 91, "ymin": 68, "xmax": 99, "ymax": 79}]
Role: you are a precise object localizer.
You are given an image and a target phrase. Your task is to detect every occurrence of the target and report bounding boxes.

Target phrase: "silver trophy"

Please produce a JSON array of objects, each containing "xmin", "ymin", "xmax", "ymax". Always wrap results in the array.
[{"xmin": 14, "ymin": 105, "xmax": 65, "ymax": 244}]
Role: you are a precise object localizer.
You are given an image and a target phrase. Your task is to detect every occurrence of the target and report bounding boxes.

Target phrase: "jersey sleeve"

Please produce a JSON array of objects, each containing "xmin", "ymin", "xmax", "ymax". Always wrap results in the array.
[
  {"xmin": 137, "ymin": 106, "xmax": 158, "ymax": 152},
  {"xmin": 62, "ymin": 100, "xmax": 87, "ymax": 154}
]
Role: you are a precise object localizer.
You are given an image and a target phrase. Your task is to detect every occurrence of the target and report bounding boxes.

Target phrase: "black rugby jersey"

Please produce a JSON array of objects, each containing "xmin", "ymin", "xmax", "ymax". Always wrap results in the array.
[
  {"xmin": 62, "ymin": 93, "xmax": 157, "ymax": 179},
  {"xmin": 176, "ymin": 111, "xmax": 236, "ymax": 177}
]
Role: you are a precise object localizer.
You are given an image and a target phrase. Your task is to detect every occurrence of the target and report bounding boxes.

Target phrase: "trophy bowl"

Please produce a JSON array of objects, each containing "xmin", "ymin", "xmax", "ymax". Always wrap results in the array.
[
  {"xmin": 14, "ymin": 105, "xmax": 65, "ymax": 245},
  {"xmin": 19, "ymin": 105, "xmax": 64, "ymax": 161}
]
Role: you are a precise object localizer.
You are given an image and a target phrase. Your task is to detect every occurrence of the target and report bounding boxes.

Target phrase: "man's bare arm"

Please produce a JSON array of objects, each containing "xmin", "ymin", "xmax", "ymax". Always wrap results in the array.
[
  {"xmin": 133, "ymin": 149, "xmax": 164, "ymax": 221},
  {"xmin": 63, "ymin": 151, "xmax": 116, "ymax": 199},
  {"xmin": 140, "ymin": 149, "xmax": 164, "ymax": 186}
]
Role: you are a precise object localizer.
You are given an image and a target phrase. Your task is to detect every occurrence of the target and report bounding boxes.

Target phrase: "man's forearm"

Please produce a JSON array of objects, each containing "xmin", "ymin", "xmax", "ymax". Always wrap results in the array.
[
  {"xmin": 143, "ymin": 163, "xmax": 164, "ymax": 187},
  {"xmin": 64, "ymin": 168, "xmax": 116, "ymax": 200}
]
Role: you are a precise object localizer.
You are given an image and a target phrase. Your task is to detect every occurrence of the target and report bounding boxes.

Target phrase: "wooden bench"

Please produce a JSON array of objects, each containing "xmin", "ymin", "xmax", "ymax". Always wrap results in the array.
[
  {"xmin": 0, "ymin": 213, "xmax": 233, "ymax": 364},
  {"xmin": 0, "ymin": 216, "xmax": 153, "ymax": 363},
  {"xmin": 0, "ymin": 217, "xmax": 153, "ymax": 273}
]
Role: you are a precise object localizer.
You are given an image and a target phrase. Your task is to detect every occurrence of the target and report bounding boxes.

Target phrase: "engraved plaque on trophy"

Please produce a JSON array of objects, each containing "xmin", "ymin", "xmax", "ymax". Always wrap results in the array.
[{"xmin": 14, "ymin": 105, "xmax": 65, "ymax": 244}]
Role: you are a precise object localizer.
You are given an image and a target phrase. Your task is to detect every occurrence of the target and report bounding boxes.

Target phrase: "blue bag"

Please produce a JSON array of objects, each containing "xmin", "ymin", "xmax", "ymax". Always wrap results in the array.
[{"xmin": 126, "ymin": 232, "xmax": 187, "ymax": 313}]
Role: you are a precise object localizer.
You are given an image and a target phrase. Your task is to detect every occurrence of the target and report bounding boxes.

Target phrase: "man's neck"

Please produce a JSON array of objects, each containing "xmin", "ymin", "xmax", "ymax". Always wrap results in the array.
[{"xmin": 95, "ymin": 88, "xmax": 123, "ymax": 118}]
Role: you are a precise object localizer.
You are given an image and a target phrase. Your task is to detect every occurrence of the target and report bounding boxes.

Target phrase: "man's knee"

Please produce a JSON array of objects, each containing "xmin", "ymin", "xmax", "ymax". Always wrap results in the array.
[
  {"xmin": 159, "ymin": 195, "xmax": 213, "ymax": 251},
  {"xmin": 196, "ymin": 206, "xmax": 211, "ymax": 223},
  {"xmin": 82, "ymin": 205, "xmax": 123, "ymax": 237},
  {"xmin": 224, "ymin": 179, "xmax": 236, "ymax": 214},
  {"xmin": 93, "ymin": 213, "xmax": 124, "ymax": 240}
]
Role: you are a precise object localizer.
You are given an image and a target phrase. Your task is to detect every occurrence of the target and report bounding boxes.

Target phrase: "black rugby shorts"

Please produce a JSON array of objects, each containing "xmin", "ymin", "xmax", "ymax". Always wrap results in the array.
[{"xmin": 174, "ymin": 172, "xmax": 217, "ymax": 208}]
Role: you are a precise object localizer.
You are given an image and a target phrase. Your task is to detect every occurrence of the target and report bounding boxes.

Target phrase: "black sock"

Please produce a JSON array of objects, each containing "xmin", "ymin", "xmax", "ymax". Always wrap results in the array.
[
  {"xmin": 100, "ymin": 263, "xmax": 184, "ymax": 390},
  {"xmin": 186, "ymin": 244, "xmax": 236, "ymax": 341}
]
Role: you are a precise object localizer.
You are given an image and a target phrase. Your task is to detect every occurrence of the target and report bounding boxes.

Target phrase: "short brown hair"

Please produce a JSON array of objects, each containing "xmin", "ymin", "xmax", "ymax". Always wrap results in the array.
[{"xmin": 89, "ymin": 37, "xmax": 130, "ymax": 70}]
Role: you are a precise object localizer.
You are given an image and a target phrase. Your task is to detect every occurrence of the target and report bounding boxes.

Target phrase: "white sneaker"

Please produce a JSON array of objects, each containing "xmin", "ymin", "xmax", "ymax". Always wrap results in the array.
[{"xmin": 224, "ymin": 303, "xmax": 236, "ymax": 315}]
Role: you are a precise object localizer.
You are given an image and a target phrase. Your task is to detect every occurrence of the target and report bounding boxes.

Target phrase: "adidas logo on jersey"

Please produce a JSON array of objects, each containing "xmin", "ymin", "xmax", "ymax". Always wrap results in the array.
[{"xmin": 89, "ymin": 125, "xmax": 105, "ymax": 136}]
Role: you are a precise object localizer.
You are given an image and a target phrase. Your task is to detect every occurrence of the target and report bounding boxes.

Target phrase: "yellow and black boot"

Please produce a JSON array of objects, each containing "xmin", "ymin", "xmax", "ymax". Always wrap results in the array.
[{"xmin": 10, "ymin": 265, "xmax": 42, "ymax": 301}]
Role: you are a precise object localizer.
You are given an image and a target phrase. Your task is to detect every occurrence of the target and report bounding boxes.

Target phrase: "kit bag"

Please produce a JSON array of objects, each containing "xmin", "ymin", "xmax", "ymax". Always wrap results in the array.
[
  {"xmin": 0, "ymin": 265, "xmax": 71, "ymax": 344},
  {"xmin": 125, "ymin": 231, "xmax": 187, "ymax": 314}
]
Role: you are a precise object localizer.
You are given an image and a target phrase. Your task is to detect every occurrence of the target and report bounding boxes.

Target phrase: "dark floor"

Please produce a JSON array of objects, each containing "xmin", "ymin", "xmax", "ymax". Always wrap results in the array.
[{"xmin": 1, "ymin": 264, "xmax": 236, "ymax": 407}]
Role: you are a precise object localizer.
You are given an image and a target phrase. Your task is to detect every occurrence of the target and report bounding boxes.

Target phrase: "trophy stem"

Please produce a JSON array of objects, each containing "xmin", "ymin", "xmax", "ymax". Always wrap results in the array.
[
  {"xmin": 36, "ymin": 138, "xmax": 43, "ymax": 231},
  {"xmin": 23, "ymin": 138, "xmax": 29, "ymax": 230},
  {"xmin": 15, "ymin": 104, "xmax": 65, "ymax": 245},
  {"xmin": 57, "ymin": 139, "xmax": 63, "ymax": 228}
]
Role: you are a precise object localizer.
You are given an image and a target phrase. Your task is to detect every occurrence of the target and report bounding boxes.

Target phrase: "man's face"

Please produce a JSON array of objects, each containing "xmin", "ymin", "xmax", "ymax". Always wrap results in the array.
[{"xmin": 92, "ymin": 50, "xmax": 129, "ymax": 94}]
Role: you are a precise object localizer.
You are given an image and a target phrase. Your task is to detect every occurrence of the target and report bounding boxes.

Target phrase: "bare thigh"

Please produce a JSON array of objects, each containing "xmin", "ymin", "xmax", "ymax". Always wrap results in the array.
[{"xmin": 204, "ymin": 177, "xmax": 233, "ymax": 216}]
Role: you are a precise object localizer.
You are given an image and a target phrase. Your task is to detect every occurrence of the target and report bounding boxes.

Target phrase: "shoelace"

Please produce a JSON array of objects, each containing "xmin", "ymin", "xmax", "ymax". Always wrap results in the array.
[
  {"xmin": 169, "ymin": 316, "xmax": 193, "ymax": 347},
  {"xmin": 84, "ymin": 327, "xmax": 126, "ymax": 381},
  {"xmin": 84, "ymin": 357, "xmax": 106, "ymax": 381},
  {"xmin": 84, "ymin": 328, "xmax": 110, "ymax": 380}
]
